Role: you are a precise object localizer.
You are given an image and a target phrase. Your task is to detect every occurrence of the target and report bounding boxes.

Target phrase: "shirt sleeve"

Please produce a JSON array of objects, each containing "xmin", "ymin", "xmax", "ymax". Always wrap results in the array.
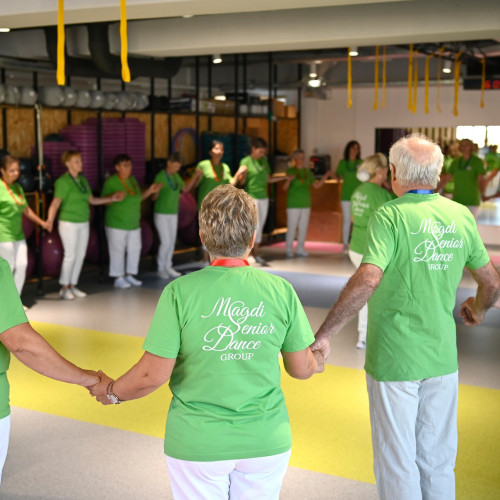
[
  {"xmin": 223, "ymin": 164, "xmax": 233, "ymax": 183},
  {"xmin": 54, "ymin": 176, "xmax": 68, "ymax": 201},
  {"xmin": 361, "ymin": 208, "xmax": 395, "ymax": 271},
  {"xmin": 0, "ymin": 258, "xmax": 28, "ymax": 334},
  {"xmin": 142, "ymin": 284, "xmax": 181, "ymax": 358}
]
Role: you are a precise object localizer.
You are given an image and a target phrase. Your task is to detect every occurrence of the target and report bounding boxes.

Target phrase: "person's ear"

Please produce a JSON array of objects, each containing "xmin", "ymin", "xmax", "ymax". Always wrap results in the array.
[
  {"xmin": 390, "ymin": 163, "xmax": 396, "ymax": 181},
  {"xmin": 249, "ymin": 231, "xmax": 256, "ymax": 250}
]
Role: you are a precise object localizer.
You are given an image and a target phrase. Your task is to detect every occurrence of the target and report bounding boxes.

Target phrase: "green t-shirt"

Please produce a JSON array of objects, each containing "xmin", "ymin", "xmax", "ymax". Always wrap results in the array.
[
  {"xmin": 484, "ymin": 152, "xmax": 499, "ymax": 172},
  {"xmin": 349, "ymin": 183, "xmax": 392, "ymax": 254},
  {"xmin": 143, "ymin": 265, "xmax": 315, "ymax": 461},
  {"xmin": 449, "ymin": 154, "xmax": 485, "ymax": 206},
  {"xmin": 0, "ymin": 257, "xmax": 29, "ymax": 418},
  {"xmin": 54, "ymin": 172, "xmax": 91, "ymax": 223},
  {"xmin": 361, "ymin": 193, "xmax": 490, "ymax": 382},
  {"xmin": 240, "ymin": 155, "xmax": 271, "ymax": 199},
  {"xmin": 442, "ymin": 156, "xmax": 455, "ymax": 194},
  {"xmin": 154, "ymin": 170, "xmax": 185, "ymax": 215},
  {"xmin": 102, "ymin": 174, "xmax": 142, "ymax": 230},
  {"xmin": 195, "ymin": 160, "xmax": 233, "ymax": 210},
  {"xmin": 286, "ymin": 167, "xmax": 315, "ymax": 208},
  {"xmin": 336, "ymin": 159, "xmax": 362, "ymax": 201},
  {"xmin": 0, "ymin": 181, "xmax": 27, "ymax": 242}
]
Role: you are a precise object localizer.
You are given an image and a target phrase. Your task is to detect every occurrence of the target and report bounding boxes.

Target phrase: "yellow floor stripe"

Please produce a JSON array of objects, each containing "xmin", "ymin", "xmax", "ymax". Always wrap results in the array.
[{"xmin": 8, "ymin": 322, "xmax": 500, "ymax": 498}]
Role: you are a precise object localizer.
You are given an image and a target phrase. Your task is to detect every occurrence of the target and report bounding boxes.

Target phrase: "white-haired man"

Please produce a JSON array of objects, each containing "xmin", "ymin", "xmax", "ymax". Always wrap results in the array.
[{"xmin": 312, "ymin": 134, "xmax": 500, "ymax": 500}]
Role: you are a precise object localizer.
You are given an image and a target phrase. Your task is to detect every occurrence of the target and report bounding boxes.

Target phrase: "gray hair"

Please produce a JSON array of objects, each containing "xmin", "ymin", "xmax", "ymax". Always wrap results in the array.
[
  {"xmin": 357, "ymin": 153, "xmax": 388, "ymax": 181},
  {"xmin": 389, "ymin": 133, "xmax": 443, "ymax": 188},
  {"xmin": 199, "ymin": 185, "xmax": 257, "ymax": 257}
]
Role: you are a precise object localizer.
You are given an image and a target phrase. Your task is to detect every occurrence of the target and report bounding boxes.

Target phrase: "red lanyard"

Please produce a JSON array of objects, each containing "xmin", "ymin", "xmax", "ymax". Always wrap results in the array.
[
  {"xmin": 210, "ymin": 259, "xmax": 250, "ymax": 267},
  {"xmin": 294, "ymin": 167, "xmax": 307, "ymax": 183},
  {"xmin": 2, "ymin": 179, "xmax": 24, "ymax": 205},
  {"xmin": 211, "ymin": 163, "xmax": 222, "ymax": 182},
  {"xmin": 118, "ymin": 175, "xmax": 136, "ymax": 195}
]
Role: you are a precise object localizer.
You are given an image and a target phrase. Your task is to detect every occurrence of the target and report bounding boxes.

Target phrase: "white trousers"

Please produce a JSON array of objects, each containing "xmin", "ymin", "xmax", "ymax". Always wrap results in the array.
[
  {"xmin": 254, "ymin": 198, "xmax": 269, "ymax": 244},
  {"xmin": 0, "ymin": 415, "xmax": 11, "ymax": 486},
  {"xmin": 348, "ymin": 250, "xmax": 367, "ymax": 343},
  {"xmin": 105, "ymin": 226, "xmax": 141, "ymax": 277},
  {"xmin": 58, "ymin": 220, "xmax": 89, "ymax": 286},
  {"xmin": 467, "ymin": 205, "xmax": 479, "ymax": 219},
  {"xmin": 367, "ymin": 371, "xmax": 458, "ymax": 500},
  {"xmin": 154, "ymin": 213, "xmax": 177, "ymax": 271},
  {"xmin": 340, "ymin": 200, "xmax": 352, "ymax": 245},
  {"xmin": 0, "ymin": 240, "xmax": 27, "ymax": 295},
  {"xmin": 165, "ymin": 449, "xmax": 291, "ymax": 500},
  {"xmin": 286, "ymin": 208, "xmax": 310, "ymax": 253}
]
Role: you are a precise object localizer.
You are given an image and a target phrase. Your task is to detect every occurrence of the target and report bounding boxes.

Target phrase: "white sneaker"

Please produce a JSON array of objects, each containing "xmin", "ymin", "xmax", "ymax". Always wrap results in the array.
[
  {"xmin": 158, "ymin": 270, "xmax": 171, "ymax": 279},
  {"xmin": 285, "ymin": 251, "xmax": 294, "ymax": 258},
  {"xmin": 114, "ymin": 277, "xmax": 132, "ymax": 289},
  {"xmin": 125, "ymin": 275, "xmax": 142, "ymax": 287},
  {"xmin": 356, "ymin": 340, "xmax": 366, "ymax": 350},
  {"xmin": 70, "ymin": 287, "xmax": 87, "ymax": 298},
  {"xmin": 167, "ymin": 268, "xmax": 182, "ymax": 278},
  {"xmin": 60, "ymin": 288, "xmax": 75, "ymax": 300},
  {"xmin": 296, "ymin": 250, "xmax": 309, "ymax": 257}
]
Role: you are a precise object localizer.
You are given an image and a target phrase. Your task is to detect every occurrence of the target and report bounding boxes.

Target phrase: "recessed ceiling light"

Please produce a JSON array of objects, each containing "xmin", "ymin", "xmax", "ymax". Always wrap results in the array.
[
  {"xmin": 182, "ymin": 14, "xmax": 193, "ymax": 19},
  {"xmin": 0, "ymin": 28, "xmax": 11, "ymax": 33},
  {"xmin": 349, "ymin": 46, "xmax": 359, "ymax": 57},
  {"xmin": 212, "ymin": 54, "xmax": 222, "ymax": 64}
]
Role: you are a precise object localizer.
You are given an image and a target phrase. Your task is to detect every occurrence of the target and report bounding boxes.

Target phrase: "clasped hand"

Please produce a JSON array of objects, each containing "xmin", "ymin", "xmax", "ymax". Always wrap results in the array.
[{"xmin": 87, "ymin": 370, "xmax": 115, "ymax": 405}]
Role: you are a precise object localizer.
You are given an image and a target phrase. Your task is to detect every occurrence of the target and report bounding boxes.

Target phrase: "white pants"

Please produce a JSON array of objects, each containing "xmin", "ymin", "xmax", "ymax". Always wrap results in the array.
[
  {"xmin": 58, "ymin": 220, "xmax": 89, "ymax": 286},
  {"xmin": 254, "ymin": 198, "xmax": 269, "ymax": 245},
  {"xmin": 105, "ymin": 226, "xmax": 141, "ymax": 277},
  {"xmin": 367, "ymin": 371, "xmax": 458, "ymax": 500},
  {"xmin": 348, "ymin": 250, "xmax": 367, "ymax": 343},
  {"xmin": 0, "ymin": 415, "xmax": 11, "ymax": 486},
  {"xmin": 165, "ymin": 449, "xmax": 291, "ymax": 500},
  {"xmin": 0, "ymin": 240, "xmax": 27, "ymax": 295},
  {"xmin": 286, "ymin": 208, "xmax": 310, "ymax": 254},
  {"xmin": 340, "ymin": 200, "xmax": 352, "ymax": 245},
  {"xmin": 154, "ymin": 213, "xmax": 177, "ymax": 271},
  {"xmin": 467, "ymin": 205, "xmax": 479, "ymax": 219}
]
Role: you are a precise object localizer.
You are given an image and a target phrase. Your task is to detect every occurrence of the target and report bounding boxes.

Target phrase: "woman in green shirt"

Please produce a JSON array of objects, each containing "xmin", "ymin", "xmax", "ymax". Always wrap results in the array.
[
  {"xmin": 47, "ymin": 151, "xmax": 125, "ymax": 300},
  {"xmin": 0, "ymin": 155, "xmax": 50, "ymax": 297},
  {"xmin": 348, "ymin": 153, "xmax": 391, "ymax": 349},
  {"xmin": 334, "ymin": 140, "xmax": 362, "ymax": 251}
]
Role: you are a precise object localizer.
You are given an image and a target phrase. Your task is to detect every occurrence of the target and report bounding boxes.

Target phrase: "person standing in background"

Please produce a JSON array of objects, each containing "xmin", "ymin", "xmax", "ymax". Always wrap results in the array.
[
  {"xmin": 282, "ymin": 149, "xmax": 330, "ymax": 258},
  {"xmin": 152, "ymin": 152, "xmax": 202, "ymax": 280},
  {"xmin": 102, "ymin": 154, "xmax": 161, "ymax": 289},
  {"xmin": 334, "ymin": 141, "xmax": 362, "ymax": 251},
  {"xmin": 0, "ymin": 155, "xmax": 50, "ymax": 299},
  {"xmin": 47, "ymin": 150, "xmax": 125, "ymax": 300}
]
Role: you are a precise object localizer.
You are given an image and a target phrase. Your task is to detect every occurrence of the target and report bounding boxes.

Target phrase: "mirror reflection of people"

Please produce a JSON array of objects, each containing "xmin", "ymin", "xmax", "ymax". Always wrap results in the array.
[
  {"xmin": 233, "ymin": 138, "xmax": 292, "ymax": 265},
  {"xmin": 101, "ymin": 154, "xmax": 162, "ymax": 289},
  {"xmin": 0, "ymin": 256, "xmax": 99, "ymax": 484},
  {"xmin": 90, "ymin": 185, "xmax": 318, "ymax": 500},
  {"xmin": 47, "ymin": 150, "xmax": 125, "ymax": 300},
  {"xmin": 282, "ymin": 149, "xmax": 330, "ymax": 258},
  {"xmin": 0, "ymin": 155, "xmax": 50, "ymax": 300},
  {"xmin": 152, "ymin": 152, "xmax": 202, "ymax": 279},
  {"xmin": 333, "ymin": 141, "xmax": 362, "ymax": 251}
]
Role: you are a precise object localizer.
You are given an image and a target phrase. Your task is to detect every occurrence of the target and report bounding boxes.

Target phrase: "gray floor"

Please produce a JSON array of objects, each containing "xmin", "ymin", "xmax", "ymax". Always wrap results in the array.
[{"xmin": 2, "ymin": 245, "xmax": 499, "ymax": 499}]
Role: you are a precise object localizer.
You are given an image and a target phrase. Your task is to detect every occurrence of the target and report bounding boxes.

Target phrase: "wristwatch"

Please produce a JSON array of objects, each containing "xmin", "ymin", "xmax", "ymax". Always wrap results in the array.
[{"xmin": 106, "ymin": 381, "xmax": 123, "ymax": 404}]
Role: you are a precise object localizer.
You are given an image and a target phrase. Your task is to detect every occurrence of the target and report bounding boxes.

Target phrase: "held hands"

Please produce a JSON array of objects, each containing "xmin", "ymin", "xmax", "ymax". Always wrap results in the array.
[
  {"xmin": 111, "ymin": 191, "xmax": 126, "ymax": 202},
  {"xmin": 88, "ymin": 370, "xmax": 115, "ymax": 405},
  {"xmin": 309, "ymin": 335, "xmax": 331, "ymax": 373},
  {"xmin": 149, "ymin": 183, "xmax": 163, "ymax": 195},
  {"xmin": 458, "ymin": 297, "xmax": 486, "ymax": 326}
]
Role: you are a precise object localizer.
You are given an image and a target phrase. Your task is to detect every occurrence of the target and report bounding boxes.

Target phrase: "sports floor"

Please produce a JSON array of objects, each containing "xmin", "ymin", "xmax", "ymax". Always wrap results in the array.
[{"xmin": 2, "ymin": 228, "xmax": 500, "ymax": 499}]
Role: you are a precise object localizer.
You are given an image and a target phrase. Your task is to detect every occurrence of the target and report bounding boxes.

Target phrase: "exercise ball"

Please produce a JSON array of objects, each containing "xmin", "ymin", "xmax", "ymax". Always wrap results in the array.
[
  {"xmin": 136, "ymin": 93, "xmax": 149, "ymax": 111},
  {"xmin": 62, "ymin": 86, "xmax": 77, "ymax": 107},
  {"xmin": 126, "ymin": 92, "xmax": 138, "ymax": 110},
  {"xmin": 39, "ymin": 86, "xmax": 64, "ymax": 107},
  {"xmin": 17, "ymin": 172, "xmax": 35, "ymax": 193},
  {"xmin": 103, "ymin": 92, "xmax": 118, "ymax": 110},
  {"xmin": 19, "ymin": 86, "xmax": 38, "ymax": 106},
  {"xmin": 140, "ymin": 219, "xmax": 154, "ymax": 256},
  {"xmin": 75, "ymin": 89, "xmax": 91, "ymax": 108},
  {"xmin": 26, "ymin": 244, "xmax": 36, "ymax": 277},
  {"xmin": 85, "ymin": 226, "xmax": 100, "ymax": 264},
  {"xmin": 0, "ymin": 84, "xmax": 5, "ymax": 104},
  {"xmin": 41, "ymin": 230, "xmax": 63, "ymax": 276},
  {"xmin": 178, "ymin": 220, "xmax": 199, "ymax": 246},
  {"xmin": 4, "ymin": 85, "xmax": 19, "ymax": 105},
  {"xmin": 19, "ymin": 157, "xmax": 35, "ymax": 175},
  {"xmin": 22, "ymin": 215, "xmax": 36, "ymax": 239},
  {"xmin": 178, "ymin": 192, "xmax": 197, "ymax": 229},
  {"xmin": 89, "ymin": 90, "xmax": 105, "ymax": 109},
  {"xmin": 115, "ymin": 92, "xmax": 131, "ymax": 111}
]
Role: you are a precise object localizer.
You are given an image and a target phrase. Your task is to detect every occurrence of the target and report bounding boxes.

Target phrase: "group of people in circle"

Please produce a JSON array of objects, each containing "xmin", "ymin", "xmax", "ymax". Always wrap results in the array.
[{"xmin": 0, "ymin": 135, "xmax": 498, "ymax": 313}]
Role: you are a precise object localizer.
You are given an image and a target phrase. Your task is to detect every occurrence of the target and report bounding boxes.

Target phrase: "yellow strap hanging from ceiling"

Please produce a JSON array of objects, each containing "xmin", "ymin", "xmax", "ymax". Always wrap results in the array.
[
  {"xmin": 57, "ymin": 0, "xmax": 65, "ymax": 86},
  {"xmin": 347, "ymin": 47, "xmax": 353, "ymax": 109},
  {"xmin": 436, "ymin": 46, "xmax": 445, "ymax": 113},
  {"xmin": 424, "ymin": 53, "xmax": 434, "ymax": 114},
  {"xmin": 120, "ymin": 0, "xmax": 131, "ymax": 82},
  {"xmin": 480, "ymin": 58, "xmax": 486, "ymax": 108},
  {"xmin": 453, "ymin": 52, "xmax": 462, "ymax": 116},
  {"xmin": 408, "ymin": 44, "xmax": 413, "ymax": 111},
  {"xmin": 381, "ymin": 46, "xmax": 387, "ymax": 109},
  {"xmin": 373, "ymin": 45, "xmax": 379, "ymax": 110},
  {"xmin": 412, "ymin": 60, "xmax": 418, "ymax": 113}
]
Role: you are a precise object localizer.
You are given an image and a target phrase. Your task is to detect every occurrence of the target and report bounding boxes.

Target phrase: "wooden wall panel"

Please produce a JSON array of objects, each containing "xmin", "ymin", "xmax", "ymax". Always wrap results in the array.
[
  {"xmin": 276, "ymin": 118, "xmax": 299, "ymax": 156},
  {"xmin": 211, "ymin": 116, "xmax": 244, "ymax": 134},
  {"xmin": 126, "ymin": 112, "xmax": 151, "ymax": 160},
  {"xmin": 153, "ymin": 113, "xmax": 168, "ymax": 158},
  {"xmin": 245, "ymin": 117, "xmax": 269, "ymax": 141},
  {"xmin": 40, "ymin": 109, "xmax": 67, "ymax": 141},
  {"xmin": 7, "ymin": 108, "xmax": 36, "ymax": 157},
  {"xmin": 71, "ymin": 110, "xmax": 98, "ymax": 125}
]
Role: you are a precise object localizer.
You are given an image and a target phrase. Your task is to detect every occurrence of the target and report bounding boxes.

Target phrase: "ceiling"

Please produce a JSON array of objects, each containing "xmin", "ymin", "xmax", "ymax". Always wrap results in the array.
[{"xmin": 0, "ymin": 0, "xmax": 499, "ymax": 90}]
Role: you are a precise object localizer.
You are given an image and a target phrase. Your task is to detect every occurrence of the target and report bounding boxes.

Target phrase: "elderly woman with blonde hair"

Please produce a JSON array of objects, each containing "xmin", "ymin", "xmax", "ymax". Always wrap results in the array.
[
  {"xmin": 91, "ymin": 184, "xmax": 318, "ymax": 500},
  {"xmin": 349, "ymin": 153, "xmax": 392, "ymax": 349}
]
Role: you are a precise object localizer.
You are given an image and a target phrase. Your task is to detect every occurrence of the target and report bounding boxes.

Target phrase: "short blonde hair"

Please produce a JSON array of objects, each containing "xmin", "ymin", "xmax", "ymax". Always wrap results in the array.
[
  {"xmin": 61, "ymin": 150, "xmax": 81, "ymax": 165},
  {"xmin": 199, "ymin": 185, "xmax": 257, "ymax": 257},
  {"xmin": 357, "ymin": 153, "xmax": 388, "ymax": 180}
]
